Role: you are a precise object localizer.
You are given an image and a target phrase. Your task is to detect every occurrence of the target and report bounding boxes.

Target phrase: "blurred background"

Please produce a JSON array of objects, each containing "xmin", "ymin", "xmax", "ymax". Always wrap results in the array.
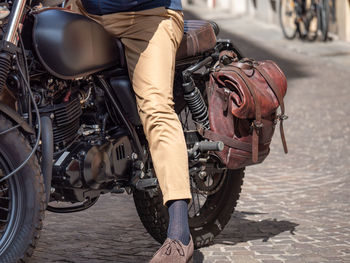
[{"xmin": 184, "ymin": 0, "xmax": 350, "ymax": 42}]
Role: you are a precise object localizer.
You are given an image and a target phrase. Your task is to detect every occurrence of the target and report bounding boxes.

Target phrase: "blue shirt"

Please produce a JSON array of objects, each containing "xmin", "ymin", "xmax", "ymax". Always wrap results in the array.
[{"xmin": 82, "ymin": 0, "xmax": 182, "ymax": 15}]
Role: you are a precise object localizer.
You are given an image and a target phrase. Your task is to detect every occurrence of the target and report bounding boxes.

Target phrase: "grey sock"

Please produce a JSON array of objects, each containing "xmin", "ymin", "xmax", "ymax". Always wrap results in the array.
[{"xmin": 167, "ymin": 199, "xmax": 190, "ymax": 245}]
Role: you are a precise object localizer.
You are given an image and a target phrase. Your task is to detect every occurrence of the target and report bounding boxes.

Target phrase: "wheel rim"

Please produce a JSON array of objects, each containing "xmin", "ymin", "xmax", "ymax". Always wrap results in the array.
[
  {"xmin": 188, "ymin": 168, "xmax": 227, "ymax": 228},
  {"xmin": 320, "ymin": 0, "xmax": 329, "ymax": 41},
  {"xmin": 280, "ymin": 0, "xmax": 297, "ymax": 38},
  {"xmin": 0, "ymin": 150, "xmax": 23, "ymax": 255}
]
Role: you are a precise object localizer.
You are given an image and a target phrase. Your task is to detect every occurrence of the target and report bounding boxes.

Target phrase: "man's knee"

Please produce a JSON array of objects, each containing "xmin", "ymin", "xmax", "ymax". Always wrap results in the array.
[{"xmin": 141, "ymin": 108, "xmax": 179, "ymax": 132}]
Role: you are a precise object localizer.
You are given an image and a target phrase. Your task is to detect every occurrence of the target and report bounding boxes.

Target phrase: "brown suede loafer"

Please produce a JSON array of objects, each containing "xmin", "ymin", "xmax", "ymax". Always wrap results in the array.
[{"xmin": 149, "ymin": 236, "xmax": 194, "ymax": 263}]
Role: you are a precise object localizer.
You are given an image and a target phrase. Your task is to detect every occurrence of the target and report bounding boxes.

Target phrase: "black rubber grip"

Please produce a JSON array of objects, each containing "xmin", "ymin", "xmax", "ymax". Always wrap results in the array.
[{"xmin": 197, "ymin": 141, "xmax": 224, "ymax": 152}]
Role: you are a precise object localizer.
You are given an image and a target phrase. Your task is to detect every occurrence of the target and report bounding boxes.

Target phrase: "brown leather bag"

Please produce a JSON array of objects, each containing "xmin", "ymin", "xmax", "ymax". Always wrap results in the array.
[{"xmin": 201, "ymin": 55, "xmax": 288, "ymax": 169}]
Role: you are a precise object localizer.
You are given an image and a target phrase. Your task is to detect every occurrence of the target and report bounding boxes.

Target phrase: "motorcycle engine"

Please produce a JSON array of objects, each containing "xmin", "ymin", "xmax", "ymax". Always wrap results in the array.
[
  {"xmin": 52, "ymin": 136, "xmax": 133, "ymax": 202},
  {"xmin": 34, "ymin": 78, "xmax": 134, "ymax": 203}
]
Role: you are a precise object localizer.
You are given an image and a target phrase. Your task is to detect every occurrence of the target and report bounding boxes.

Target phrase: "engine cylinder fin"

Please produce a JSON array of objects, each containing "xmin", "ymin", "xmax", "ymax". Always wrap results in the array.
[
  {"xmin": 41, "ymin": 98, "xmax": 82, "ymax": 148},
  {"xmin": 54, "ymin": 99, "xmax": 82, "ymax": 126},
  {"xmin": 0, "ymin": 53, "xmax": 11, "ymax": 93},
  {"xmin": 52, "ymin": 122, "xmax": 79, "ymax": 143}
]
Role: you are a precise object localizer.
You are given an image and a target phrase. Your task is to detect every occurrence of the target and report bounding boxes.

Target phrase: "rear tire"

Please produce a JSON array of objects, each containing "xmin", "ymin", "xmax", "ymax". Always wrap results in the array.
[
  {"xmin": 0, "ymin": 115, "xmax": 45, "ymax": 263},
  {"xmin": 133, "ymin": 168, "xmax": 244, "ymax": 248}
]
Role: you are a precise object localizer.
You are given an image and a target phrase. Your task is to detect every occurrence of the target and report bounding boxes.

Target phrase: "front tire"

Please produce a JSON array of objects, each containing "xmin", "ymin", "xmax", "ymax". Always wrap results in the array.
[
  {"xmin": 133, "ymin": 168, "xmax": 244, "ymax": 248},
  {"xmin": 0, "ymin": 115, "xmax": 45, "ymax": 263}
]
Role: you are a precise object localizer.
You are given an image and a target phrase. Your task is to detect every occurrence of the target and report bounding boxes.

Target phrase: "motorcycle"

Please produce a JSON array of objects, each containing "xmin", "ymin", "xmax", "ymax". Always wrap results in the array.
[{"xmin": 0, "ymin": 0, "xmax": 245, "ymax": 261}]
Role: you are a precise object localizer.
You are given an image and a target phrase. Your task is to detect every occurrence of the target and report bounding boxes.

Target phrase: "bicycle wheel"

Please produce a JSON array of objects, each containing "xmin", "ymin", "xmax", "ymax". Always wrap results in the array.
[
  {"xmin": 305, "ymin": 0, "xmax": 319, "ymax": 41},
  {"xmin": 319, "ymin": 0, "xmax": 330, "ymax": 41},
  {"xmin": 279, "ymin": 0, "xmax": 298, "ymax": 39}
]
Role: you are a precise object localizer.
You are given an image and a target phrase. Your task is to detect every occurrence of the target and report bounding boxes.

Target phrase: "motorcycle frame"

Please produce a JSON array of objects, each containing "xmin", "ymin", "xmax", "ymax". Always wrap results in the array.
[
  {"xmin": 0, "ymin": 0, "xmax": 243, "ymax": 199},
  {"xmin": 95, "ymin": 75, "xmax": 145, "ymax": 161}
]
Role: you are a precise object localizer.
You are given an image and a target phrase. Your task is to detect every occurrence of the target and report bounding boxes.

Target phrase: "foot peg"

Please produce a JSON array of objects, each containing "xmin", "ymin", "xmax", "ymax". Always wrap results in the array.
[
  {"xmin": 130, "ymin": 159, "xmax": 158, "ymax": 191},
  {"xmin": 188, "ymin": 141, "xmax": 224, "ymax": 157},
  {"xmin": 132, "ymin": 177, "xmax": 158, "ymax": 191},
  {"xmin": 111, "ymin": 187, "xmax": 125, "ymax": 194}
]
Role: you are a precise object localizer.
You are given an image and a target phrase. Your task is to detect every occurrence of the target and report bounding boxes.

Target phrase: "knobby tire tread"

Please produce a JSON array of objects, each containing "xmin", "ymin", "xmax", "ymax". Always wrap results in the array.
[{"xmin": 0, "ymin": 115, "xmax": 45, "ymax": 263}]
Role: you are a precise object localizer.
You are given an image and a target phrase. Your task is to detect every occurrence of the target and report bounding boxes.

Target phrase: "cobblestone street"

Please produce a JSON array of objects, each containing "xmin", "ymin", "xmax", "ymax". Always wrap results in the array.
[{"xmin": 30, "ymin": 2, "xmax": 350, "ymax": 263}]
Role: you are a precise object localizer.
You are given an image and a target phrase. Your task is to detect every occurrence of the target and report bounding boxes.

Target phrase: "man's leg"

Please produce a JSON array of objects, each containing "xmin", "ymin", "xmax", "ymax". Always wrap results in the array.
[
  {"xmin": 120, "ymin": 9, "xmax": 193, "ymax": 252},
  {"xmin": 75, "ymin": 2, "xmax": 192, "ymax": 206},
  {"xmin": 75, "ymin": 4, "xmax": 193, "ymax": 259},
  {"xmin": 122, "ymin": 9, "xmax": 191, "ymax": 204},
  {"xmin": 119, "ymin": 9, "xmax": 192, "ymax": 248}
]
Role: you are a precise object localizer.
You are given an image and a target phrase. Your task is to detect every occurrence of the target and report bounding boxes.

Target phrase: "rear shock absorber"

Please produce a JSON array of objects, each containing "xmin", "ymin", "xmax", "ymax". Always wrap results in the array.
[
  {"xmin": 0, "ymin": 52, "xmax": 11, "ymax": 93},
  {"xmin": 182, "ymin": 79, "xmax": 209, "ymax": 129},
  {"xmin": 182, "ymin": 56, "xmax": 213, "ymax": 129}
]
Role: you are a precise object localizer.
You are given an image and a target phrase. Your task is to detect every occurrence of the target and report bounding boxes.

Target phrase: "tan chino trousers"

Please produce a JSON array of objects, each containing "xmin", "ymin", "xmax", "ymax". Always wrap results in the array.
[{"xmin": 71, "ymin": 2, "xmax": 192, "ymax": 205}]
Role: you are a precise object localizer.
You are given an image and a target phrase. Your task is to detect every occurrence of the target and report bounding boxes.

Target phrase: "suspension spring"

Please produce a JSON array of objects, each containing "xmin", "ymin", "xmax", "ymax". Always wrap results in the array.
[
  {"xmin": 183, "ymin": 80, "xmax": 210, "ymax": 129},
  {"xmin": 0, "ymin": 52, "xmax": 11, "ymax": 93}
]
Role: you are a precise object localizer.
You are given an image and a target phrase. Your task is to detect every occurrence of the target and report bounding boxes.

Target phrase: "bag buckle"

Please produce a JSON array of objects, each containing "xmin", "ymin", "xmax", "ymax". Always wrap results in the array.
[
  {"xmin": 278, "ymin": 114, "xmax": 288, "ymax": 121},
  {"xmin": 220, "ymin": 54, "xmax": 235, "ymax": 65},
  {"xmin": 253, "ymin": 120, "xmax": 263, "ymax": 129}
]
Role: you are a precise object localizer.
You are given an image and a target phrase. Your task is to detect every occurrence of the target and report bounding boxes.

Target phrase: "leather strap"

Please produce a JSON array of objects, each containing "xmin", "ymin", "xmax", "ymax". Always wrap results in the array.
[
  {"xmin": 254, "ymin": 64, "xmax": 288, "ymax": 154},
  {"xmin": 199, "ymin": 128, "xmax": 252, "ymax": 152}
]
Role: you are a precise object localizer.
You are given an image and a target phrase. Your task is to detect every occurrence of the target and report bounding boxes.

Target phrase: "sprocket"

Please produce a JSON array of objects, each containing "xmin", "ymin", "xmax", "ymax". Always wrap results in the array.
[{"xmin": 192, "ymin": 160, "xmax": 227, "ymax": 195}]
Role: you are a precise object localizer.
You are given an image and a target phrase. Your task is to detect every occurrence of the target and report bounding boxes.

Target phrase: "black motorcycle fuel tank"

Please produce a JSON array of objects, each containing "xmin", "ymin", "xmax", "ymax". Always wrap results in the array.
[{"xmin": 33, "ymin": 9, "xmax": 120, "ymax": 80}]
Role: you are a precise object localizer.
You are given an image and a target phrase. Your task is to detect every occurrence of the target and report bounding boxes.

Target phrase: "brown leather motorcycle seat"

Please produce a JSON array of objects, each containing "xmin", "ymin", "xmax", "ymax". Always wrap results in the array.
[{"xmin": 176, "ymin": 20, "xmax": 217, "ymax": 60}]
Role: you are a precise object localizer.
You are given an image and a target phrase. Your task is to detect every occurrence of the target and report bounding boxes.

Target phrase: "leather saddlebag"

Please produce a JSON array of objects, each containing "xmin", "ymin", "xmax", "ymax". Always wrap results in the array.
[{"xmin": 201, "ymin": 55, "xmax": 288, "ymax": 169}]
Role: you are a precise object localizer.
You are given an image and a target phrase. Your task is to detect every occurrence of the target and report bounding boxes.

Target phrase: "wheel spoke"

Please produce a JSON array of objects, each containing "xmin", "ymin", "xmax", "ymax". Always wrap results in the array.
[
  {"xmin": 0, "ymin": 188, "xmax": 9, "ymax": 193},
  {"xmin": 199, "ymin": 193, "xmax": 207, "ymax": 199},
  {"xmin": 192, "ymin": 193, "xmax": 197, "ymax": 216},
  {"xmin": 195, "ymin": 192, "xmax": 200, "ymax": 216},
  {"xmin": 188, "ymin": 200, "xmax": 193, "ymax": 212}
]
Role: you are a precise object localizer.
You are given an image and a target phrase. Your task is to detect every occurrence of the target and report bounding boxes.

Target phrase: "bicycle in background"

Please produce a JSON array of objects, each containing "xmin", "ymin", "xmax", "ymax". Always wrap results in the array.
[{"xmin": 279, "ymin": 0, "xmax": 330, "ymax": 41}]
